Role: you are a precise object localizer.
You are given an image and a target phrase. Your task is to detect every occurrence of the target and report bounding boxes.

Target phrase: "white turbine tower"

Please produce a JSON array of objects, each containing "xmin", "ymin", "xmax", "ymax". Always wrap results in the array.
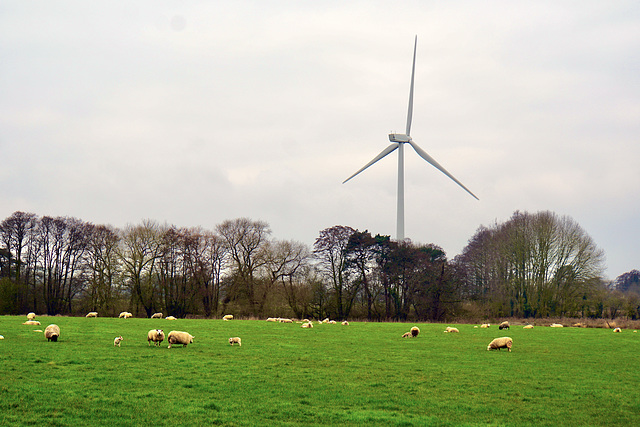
[{"xmin": 343, "ymin": 36, "xmax": 479, "ymax": 241}]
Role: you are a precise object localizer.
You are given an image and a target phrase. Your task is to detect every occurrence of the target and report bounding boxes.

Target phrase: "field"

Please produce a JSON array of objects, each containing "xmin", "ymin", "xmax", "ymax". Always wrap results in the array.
[{"xmin": 1, "ymin": 316, "xmax": 639, "ymax": 426}]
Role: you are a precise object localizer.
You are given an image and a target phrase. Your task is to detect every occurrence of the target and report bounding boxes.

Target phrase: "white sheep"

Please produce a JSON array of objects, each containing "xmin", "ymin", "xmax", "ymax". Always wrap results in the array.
[
  {"xmin": 266, "ymin": 317, "xmax": 278, "ymax": 322},
  {"xmin": 613, "ymin": 327, "xmax": 622, "ymax": 333},
  {"xmin": 223, "ymin": 314, "xmax": 233, "ymax": 321},
  {"xmin": 0, "ymin": 335, "xmax": 4, "ymax": 340},
  {"xmin": 498, "ymin": 321, "xmax": 510, "ymax": 330},
  {"xmin": 279, "ymin": 318, "xmax": 293, "ymax": 323},
  {"xmin": 523, "ymin": 325, "xmax": 534, "ymax": 329},
  {"xmin": 410, "ymin": 326, "xmax": 420, "ymax": 337},
  {"xmin": 480, "ymin": 323, "xmax": 490, "ymax": 328},
  {"xmin": 119, "ymin": 311, "xmax": 132, "ymax": 319},
  {"xmin": 167, "ymin": 330, "xmax": 194, "ymax": 348},
  {"xmin": 86, "ymin": 312, "xmax": 98, "ymax": 318},
  {"xmin": 444, "ymin": 327, "xmax": 459, "ymax": 333},
  {"xmin": 301, "ymin": 322, "xmax": 313, "ymax": 328},
  {"xmin": 147, "ymin": 329, "xmax": 165, "ymax": 346},
  {"xmin": 550, "ymin": 323, "xmax": 563, "ymax": 328},
  {"xmin": 229, "ymin": 337, "xmax": 241, "ymax": 346},
  {"xmin": 151, "ymin": 312, "xmax": 163, "ymax": 319},
  {"xmin": 27, "ymin": 312, "xmax": 36, "ymax": 320},
  {"xmin": 114, "ymin": 336, "xmax": 124, "ymax": 347},
  {"xmin": 342, "ymin": 321, "xmax": 349, "ymax": 326},
  {"xmin": 165, "ymin": 316, "xmax": 177, "ymax": 320},
  {"xmin": 487, "ymin": 337, "xmax": 513, "ymax": 352},
  {"xmin": 23, "ymin": 320, "xmax": 41, "ymax": 325},
  {"xmin": 44, "ymin": 324, "xmax": 60, "ymax": 342}
]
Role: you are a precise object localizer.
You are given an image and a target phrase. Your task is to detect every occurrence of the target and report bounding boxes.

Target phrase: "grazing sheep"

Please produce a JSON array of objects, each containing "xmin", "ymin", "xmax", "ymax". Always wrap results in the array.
[
  {"xmin": 86, "ymin": 312, "xmax": 98, "ymax": 318},
  {"xmin": 27, "ymin": 312, "xmax": 36, "ymax": 320},
  {"xmin": 498, "ymin": 321, "xmax": 510, "ymax": 330},
  {"xmin": 223, "ymin": 314, "xmax": 233, "ymax": 321},
  {"xmin": 342, "ymin": 321, "xmax": 349, "ymax": 326},
  {"xmin": 322, "ymin": 318, "xmax": 330, "ymax": 323},
  {"xmin": 301, "ymin": 322, "xmax": 313, "ymax": 328},
  {"xmin": 487, "ymin": 337, "xmax": 513, "ymax": 352},
  {"xmin": 23, "ymin": 320, "xmax": 41, "ymax": 325},
  {"xmin": 167, "ymin": 330, "xmax": 194, "ymax": 348},
  {"xmin": 402, "ymin": 332, "xmax": 412, "ymax": 338},
  {"xmin": 229, "ymin": 337, "xmax": 241, "ymax": 346},
  {"xmin": 444, "ymin": 327, "xmax": 459, "ymax": 333},
  {"xmin": 279, "ymin": 318, "xmax": 293, "ymax": 323},
  {"xmin": 119, "ymin": 311, "xmax": 132, "ymax": 319},
  {"xmin": 480, "ymin": 323, "xmax": 490, "ymax": 328},
  {"xmin": 151, "ymin": 312, "xmax": 163, "ymax": 319},
  {"xmin": 266, "ymin": 317, "xmax": 278, "ymax": 322},
  {"xmin": 613, "ymin": 327, "xmax": 622, "ymax": 333},
  {"xmin": 523, "ymin": 325, "xmax": 534, "ymax": 329},
  {"xmin": 550, "ymin": 323, "xmax": 563, "ymax": 328},
  {"xmin": 44, "ymin": 324, "xmax": 60, "ymax": 342},
  {"xmin": 147, "ymin": 329, "xmax": 165, "ymax": 346},
  {"xmin": 410, "ymin": 326, "xmax": 420, "ymax": 337},
  {"xmin": 165, "ymin": 316, "xmax": 176, "ymax": 320},
  {"xmin": 114, "ymin": 336, "xmax": 124, "ymax": 347}
]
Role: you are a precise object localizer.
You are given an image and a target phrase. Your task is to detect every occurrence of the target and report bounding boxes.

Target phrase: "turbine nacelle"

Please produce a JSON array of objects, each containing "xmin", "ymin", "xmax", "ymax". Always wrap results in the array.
[{"xmin": 389, "ymin": 133, "xmax": 412, "ymax": 143}]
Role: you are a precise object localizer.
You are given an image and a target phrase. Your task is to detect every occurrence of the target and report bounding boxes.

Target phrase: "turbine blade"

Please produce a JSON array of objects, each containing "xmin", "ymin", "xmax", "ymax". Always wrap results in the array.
[
  {"xmin": 405, "ymin": 36, "xmax": 417, "ymax": 136},
  {"xmin": 408, "ymin": 141, "xmax": 479, "ymax": 200},
  {"xmin": 343, "ymin": 143, "xmax": 399, "ymax": 184}
]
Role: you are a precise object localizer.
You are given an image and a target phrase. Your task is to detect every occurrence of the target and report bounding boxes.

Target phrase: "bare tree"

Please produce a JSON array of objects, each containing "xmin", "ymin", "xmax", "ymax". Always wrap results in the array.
[{"xmin": 85, "ymin": 224, "xmax": 121, "ymax": 314}]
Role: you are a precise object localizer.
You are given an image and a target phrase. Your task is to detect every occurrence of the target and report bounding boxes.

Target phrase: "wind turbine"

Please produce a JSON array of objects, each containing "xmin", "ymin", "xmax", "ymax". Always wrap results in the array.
[{"xmin": 343, "ymin": 36, "xmax": 479, "ymax": 241}]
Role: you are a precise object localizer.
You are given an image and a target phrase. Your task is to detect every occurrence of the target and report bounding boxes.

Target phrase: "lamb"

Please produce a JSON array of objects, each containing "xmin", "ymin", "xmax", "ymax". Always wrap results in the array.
[
  {"xmin": 550, "ymin": 323, "xmax": 563, "ymax": 328},
  {"xmin": 0, "ymin": 335, "xmax": 4, "ymax": 340},
  {"xmin": 86, "ymin": 312, "xmax": 98, "ymax": 318},
  {"xmin": 27, "ymin": 312, "xmax": 36, "ymax": 320},
  {"xmin": 114, "ymin": 336, "xmax": 124, "ymax": 347},
  {"xmin": 44, "ymin": 324, "xmax": 60, "ymax": 342},
  {"xmin": 23, "ymin": 320, "xmax": 41, "ymax": 325},
  {"xmin": 167, "ymin": 330, "xmax": 194, "ymax": 348},
  {"xmin": 480, "ymin": 323, "xmax": 490, "ymax": 328},
  {"xmin": 523, "ymin": 325, "xmax": 534, "ymax": 329},
  {"xmin": 165, "ymin": 316, "xmax": 177, "ymax": 320},
  {"xmin": 487, "ymin": 337, "xmax": 513, "ymax": 352},
  {"xmin": 223, "ymin": 314, "xmax": 233, "ymax": 321},
  {"xmin": 402, "ymin": 332, "xmax": 412, "ymax": 338},
  {"xmin": 498, "ymin": 321, "xmax": 510, "ymax": 330},
  {"xmin": 342, "ymin": 321, "xmax": 349, "ymax": 326},
  {"xmin": 150, "ymin": 312, "xmax": 163, "ymax": 319},
  {"xmin": 147, "ymin": 329, "xmax": 165, "ymax": 346},
  {"xmin": 613, "ymin": 327, "xmax": 622, "ymax": 333},
  {"xmin": 444, "ymin": 327, "xmax": 459, "ymax": 333},
  {"xmin": 229, "ymin": 337, "xmax": 241, "ymax": 346}
]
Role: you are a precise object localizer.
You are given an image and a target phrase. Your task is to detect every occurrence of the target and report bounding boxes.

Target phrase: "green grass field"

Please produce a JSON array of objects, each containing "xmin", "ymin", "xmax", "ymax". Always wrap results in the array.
[{"xmin": 1, "ymin": 316, "xmax": 638, "ymax": 426}]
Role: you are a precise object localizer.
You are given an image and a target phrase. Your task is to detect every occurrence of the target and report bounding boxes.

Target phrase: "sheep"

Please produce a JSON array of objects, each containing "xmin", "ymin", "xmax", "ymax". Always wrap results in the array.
[
  {"xmin": 266, "ymin": 317, "xmax": 278, "ymax": 322},
  {"xmin": 550, "ymin": 323, "xmax": 563, "ymax": 328},
  {"xmin": 119, "ymin": 311, "xmax": 132, "ymax": 319},
  {"xmin": 0, "ymin": 335, "xmax": 4, "ymax": 340},
  {"xmin": 342, "ymin": 321, "xmax": 349, "ymax": 326},
  {"xmin": 23, "ymin": 320, "xmax": 41, "ymax": 325},
  {"xmin": 279, "ymin": 318, "xmax": 293, "ymax": 323},
  {"xmin": 147, "ymin": 329, "xmax": 165, "ymax": 346},
  {"xmin": 165, "ymin": 316, "xmax": 177, "ymax": 320},
  {"xmin": 523, "ymin": 325, "xmax": 534, "ymax": 329},
  {"xmin": 114, "ymin": 336, "xmax": 124, "ymax": 347},
  {"xmin": 86, "ymin": 312, "xmax": 98, "ymax": 318},
  {"xmin": 613, "ymin": 327, "xmax": 622, "ymax": 333},
  {"xmin": 487, "ymin": 337, "xmax": 513, "ymax": 352},
  {"xmin": 322, "ymin": 318, "xmax": 330, "ymax": 323},
  {"xmin": 480, "ymin": 323, "xmax": 490, "ymax": 328},
  {"xmin": 498, "ymin": 321, "xmax": 510, "ymax": 330},
  {"xmin": 167, "ymin": 330, "xmax": 194, "ymax": 348},
  {"xmin": 223, "ymin": 314, "xmax": 233, "ymax": 321},
  {"xmin": 151, "ymin": 312, "xmax": 163, "ymax": 319},
  {"xmin": 410, "ymin": 326, "xmax": 420, "ymax": 337},
  {"xmin": 44, "ymin": 324, "xmax": 60, "ymax": 342},
  {"xmin": 301, "ymin": 322, "xmax": 313, "ymax": 328},
  {"xmin": 229, "ymin": 337, "xmax": 241, "ymax": 346},
  {"xmin": 27, "ymin": 312, "xmax": 36, "ymax": 320},
  {"xmin": 444, "ymin": 327, "xmax": 459, "ymax": 333}
]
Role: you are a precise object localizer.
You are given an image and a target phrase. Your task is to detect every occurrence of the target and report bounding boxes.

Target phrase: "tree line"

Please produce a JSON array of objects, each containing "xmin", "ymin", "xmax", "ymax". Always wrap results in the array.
[{"xmin": 1, "ymin": 210, "xmax": 637, "ymax": 320}]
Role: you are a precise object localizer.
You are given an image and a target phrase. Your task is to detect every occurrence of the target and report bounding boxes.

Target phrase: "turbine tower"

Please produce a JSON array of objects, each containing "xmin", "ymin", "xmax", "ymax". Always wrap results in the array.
[{"xmin": 343, "ymin": 36, "xmax": 479, "ymax": 241}]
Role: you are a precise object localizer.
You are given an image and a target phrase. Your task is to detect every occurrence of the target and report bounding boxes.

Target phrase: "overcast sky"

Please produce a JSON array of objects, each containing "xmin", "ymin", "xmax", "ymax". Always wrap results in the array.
[{"xmin": 1, "ymin": 1, "xmax": 638, "ymax": 279}]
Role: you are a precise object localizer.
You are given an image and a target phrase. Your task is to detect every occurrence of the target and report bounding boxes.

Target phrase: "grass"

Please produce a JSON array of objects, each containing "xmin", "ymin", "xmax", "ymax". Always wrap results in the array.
[{"xmin": 1, "ymin": 316, "xmax": 639, "ymax": 426}]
